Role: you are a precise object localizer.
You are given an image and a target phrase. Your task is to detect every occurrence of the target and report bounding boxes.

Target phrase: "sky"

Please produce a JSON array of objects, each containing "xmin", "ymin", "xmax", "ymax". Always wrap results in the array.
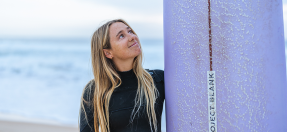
[
  {"xmin": 0, "ymin": 0, "xmax": 287, "ymax": 40},
  {"xmin": 0, "ymin": 0, "xmax": 163, "ymax": 40}
]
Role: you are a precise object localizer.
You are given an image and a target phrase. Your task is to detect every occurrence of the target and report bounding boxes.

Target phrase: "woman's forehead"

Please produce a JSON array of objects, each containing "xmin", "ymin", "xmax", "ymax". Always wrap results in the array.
[{"xmin": 109, "ymin": 22, "xmax": 129, "ymax": 36}]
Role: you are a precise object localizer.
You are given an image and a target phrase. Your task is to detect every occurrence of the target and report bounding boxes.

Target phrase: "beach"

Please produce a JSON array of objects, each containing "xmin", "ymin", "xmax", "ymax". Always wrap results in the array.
[
  {"xmin": 0, "ymin": 113, "xmax": 78, "ymax": 132},
  {"xmin": 0, "ymin": 120, "xmax": 78, "ymax": 132}
]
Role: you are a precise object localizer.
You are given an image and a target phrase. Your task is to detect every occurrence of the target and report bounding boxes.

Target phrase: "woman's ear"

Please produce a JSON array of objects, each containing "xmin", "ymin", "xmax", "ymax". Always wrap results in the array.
[{"xmin": 103, "ymin": 49, "xmax": 113, "ymax": 59}]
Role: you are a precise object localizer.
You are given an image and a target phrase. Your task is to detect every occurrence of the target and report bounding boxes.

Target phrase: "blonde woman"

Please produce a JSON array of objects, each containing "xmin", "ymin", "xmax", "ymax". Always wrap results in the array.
[{"xmin": 79, "ymin": 19, "xmax": 165, "ymax": 132}]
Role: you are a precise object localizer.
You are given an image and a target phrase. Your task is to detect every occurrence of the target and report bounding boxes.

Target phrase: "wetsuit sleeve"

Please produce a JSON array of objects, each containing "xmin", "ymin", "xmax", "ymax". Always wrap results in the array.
[{"xmin": 80, "ymin": 80, "xmax": 96, "ymax": 132}]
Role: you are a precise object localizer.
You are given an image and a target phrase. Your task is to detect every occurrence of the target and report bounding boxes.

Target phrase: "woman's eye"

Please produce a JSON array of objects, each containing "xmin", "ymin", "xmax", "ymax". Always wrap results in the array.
[
  {"xmin": 128, "ymin": 30, "xmax": 133, "ymax": 34},
  {"xmin": 119, "ymin": 34, "xmax": 124, "ymax": 39}
]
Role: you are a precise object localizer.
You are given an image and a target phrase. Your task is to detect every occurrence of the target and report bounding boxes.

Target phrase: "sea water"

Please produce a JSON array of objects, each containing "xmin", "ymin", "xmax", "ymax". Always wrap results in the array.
[{"xmin": 0, "ymin": 39, "xmax": 165, "ymax": 126}]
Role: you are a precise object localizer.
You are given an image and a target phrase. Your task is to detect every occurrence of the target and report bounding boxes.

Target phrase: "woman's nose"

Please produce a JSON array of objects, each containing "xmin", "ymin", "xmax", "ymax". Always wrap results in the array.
[{"xmin": 128, "ymin": 33, "xmax": 136, "ymax": 42}]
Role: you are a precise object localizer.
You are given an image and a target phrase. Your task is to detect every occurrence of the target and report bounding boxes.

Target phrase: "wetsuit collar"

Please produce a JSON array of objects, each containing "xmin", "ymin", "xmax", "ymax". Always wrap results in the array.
[{"xmin": 117, "ymin": 69, "xmax": 134, "ymax": 77}]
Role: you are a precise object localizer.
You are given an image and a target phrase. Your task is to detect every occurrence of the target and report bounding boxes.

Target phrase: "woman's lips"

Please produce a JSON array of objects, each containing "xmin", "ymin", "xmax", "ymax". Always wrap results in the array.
[{"xmin": 129, "ymin": 42, "xmax": 138, "ymax": 48}]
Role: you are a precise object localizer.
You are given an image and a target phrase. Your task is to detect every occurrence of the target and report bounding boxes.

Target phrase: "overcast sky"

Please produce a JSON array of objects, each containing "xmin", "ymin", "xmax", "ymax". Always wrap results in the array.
[
  {"xmin": 0, "ymin": 0, "xmax": 287, "ymax": 40},
  {"xmin": 0, "ymin": 0, "xmax": 163, "ymax": 39}
]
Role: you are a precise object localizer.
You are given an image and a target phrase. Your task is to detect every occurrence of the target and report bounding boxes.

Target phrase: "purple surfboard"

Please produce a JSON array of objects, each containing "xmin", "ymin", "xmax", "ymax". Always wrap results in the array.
[{"xmin": 164, "ymin": 0, "xmax": 287, "ymax": 131}]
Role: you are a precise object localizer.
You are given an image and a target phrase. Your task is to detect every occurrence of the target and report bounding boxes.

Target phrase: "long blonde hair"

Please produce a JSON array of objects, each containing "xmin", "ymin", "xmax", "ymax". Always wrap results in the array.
[{"xmin": 81, "ymin": 19, "xmax": 159, "ymax": 132}]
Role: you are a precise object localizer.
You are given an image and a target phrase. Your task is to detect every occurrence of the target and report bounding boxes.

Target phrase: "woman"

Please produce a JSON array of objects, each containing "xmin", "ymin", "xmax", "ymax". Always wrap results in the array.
[{"xmin": 79, "ymin": 19, "xmax": 165, "ymax": 132}]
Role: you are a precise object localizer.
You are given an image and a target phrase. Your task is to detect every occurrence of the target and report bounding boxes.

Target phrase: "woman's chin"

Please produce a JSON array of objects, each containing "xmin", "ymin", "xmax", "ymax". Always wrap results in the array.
[
  {"xmin": 132, "ymin": 51, "xmax": 141, "ymax": 59},
  {"xmin": 136, "ymin": 49, "xmax": 142, "ymax": 56}
]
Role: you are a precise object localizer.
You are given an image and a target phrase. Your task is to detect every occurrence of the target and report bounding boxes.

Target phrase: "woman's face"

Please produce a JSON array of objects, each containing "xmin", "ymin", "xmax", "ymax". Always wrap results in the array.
[{"xmin": 104, "ymin": 22, "xmax": 141, "ymax": 61}]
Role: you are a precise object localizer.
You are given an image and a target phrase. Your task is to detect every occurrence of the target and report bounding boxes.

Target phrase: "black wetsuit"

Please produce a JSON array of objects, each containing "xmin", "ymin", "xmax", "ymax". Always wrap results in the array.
[{"xmin": 79, "ymin": 69, "xmax": 165, "ymax": 132}]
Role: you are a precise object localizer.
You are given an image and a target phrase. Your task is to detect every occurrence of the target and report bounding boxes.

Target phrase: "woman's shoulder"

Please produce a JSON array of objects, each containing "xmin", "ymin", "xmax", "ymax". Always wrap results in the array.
[
  {"xmin": 85, "ymin": 79, "xmax": 95, "ymax": 88},
  {"xmin": 82, "ymin": 79, "xmax": 95, "ymax": 101},
  {"xmin": 146, "ymin": 69, "xmax": 164, "ymax": 83},
  {"xmin": 146, "ymin": 69, "xmax": 165, "ymax": 101}
]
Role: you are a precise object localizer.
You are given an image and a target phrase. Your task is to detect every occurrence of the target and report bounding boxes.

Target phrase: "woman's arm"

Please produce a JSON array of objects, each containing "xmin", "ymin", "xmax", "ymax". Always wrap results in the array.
[{"xmin": 79, "ymin": 80, "xmax": 96, "ymax": 132}]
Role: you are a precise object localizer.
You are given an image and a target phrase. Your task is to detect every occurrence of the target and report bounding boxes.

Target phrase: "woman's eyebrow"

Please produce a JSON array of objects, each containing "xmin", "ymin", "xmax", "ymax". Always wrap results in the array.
[
  {"xmin": 116, "ymin": 30, "xmax": 123, "ymax": 37},
  {"xmin": 116, "ymin": 27, "xmax": 130, "ymax": 37}
]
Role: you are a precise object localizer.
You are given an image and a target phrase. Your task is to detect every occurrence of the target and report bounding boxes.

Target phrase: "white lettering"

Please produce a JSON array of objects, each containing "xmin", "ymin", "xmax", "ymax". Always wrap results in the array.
[{"xmin": 207, "ymin": 71, "xmax": 217, "ymax": 132}]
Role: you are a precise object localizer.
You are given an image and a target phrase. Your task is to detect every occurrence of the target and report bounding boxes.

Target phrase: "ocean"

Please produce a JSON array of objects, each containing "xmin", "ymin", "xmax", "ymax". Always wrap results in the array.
[{"xmin": 0, "ymin": 39, "xmax": 165, "ymax": 127}]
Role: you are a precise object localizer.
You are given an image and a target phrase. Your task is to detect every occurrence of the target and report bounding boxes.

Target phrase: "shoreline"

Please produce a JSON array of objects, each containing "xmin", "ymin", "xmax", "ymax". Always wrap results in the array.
[
  {"xmin": 0, "ymin": 120, "xmax": 78, "ymax": 132},
  {"xmin": 0, "ymin": 113, "xmax": 78, "ymax": 132}
]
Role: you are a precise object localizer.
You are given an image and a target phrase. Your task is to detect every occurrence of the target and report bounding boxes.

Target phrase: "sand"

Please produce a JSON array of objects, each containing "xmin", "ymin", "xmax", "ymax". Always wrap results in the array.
[{"xmin": 0, "ymin": 120, "xmax": 78, "ymax": 132}]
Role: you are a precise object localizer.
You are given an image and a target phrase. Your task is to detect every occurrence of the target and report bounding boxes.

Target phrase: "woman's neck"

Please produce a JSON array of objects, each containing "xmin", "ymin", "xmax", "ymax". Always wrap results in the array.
[{"xmin": 112, "ymin": 58, "xmax": 134, "ymax": 72}]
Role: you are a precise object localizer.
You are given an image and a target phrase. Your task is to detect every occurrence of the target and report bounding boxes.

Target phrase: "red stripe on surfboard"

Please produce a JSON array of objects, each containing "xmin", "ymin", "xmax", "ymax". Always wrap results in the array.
[{"xmin": 208, "ymin": 0, "xmax": 212, "ymax": 71}]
